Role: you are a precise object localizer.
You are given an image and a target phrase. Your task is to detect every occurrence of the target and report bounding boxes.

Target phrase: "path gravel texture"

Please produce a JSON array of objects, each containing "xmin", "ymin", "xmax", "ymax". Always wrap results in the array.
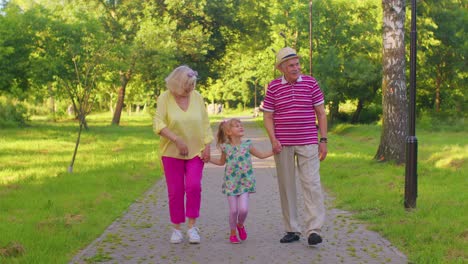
[{"xmin": 70, "ymin": 117, "xmax": 407, "ymax": 264}]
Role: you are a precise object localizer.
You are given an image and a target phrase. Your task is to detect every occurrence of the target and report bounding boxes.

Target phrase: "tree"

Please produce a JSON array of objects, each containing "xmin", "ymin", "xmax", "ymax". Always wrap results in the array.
[
  {"xmin": 93, "ymin": 0, "xmax": 145, "ymax": 126},
  {"xmin": 2, "ymin": 0, "xmax": 465, "ymax": 124},
  {"xmin": 199, "ymin": 0, "xmax": 272, "ymax": 108},
  {"xmin": 375, "ymin": 0, "xmax": 408, "ymax": 164},
  {"xmin": 27, "ymin": 5, "xmax": 70, "ymax": 120},
  {"xmin": 0, "ymin": 3, "xmax": 36, "ymax": 97},
  {"xmin": 306, "ymin": 0, "xmax": 382, "ymax": 124},
  {"xmin": 342, "ymin": 2, "xmax": 382, "ymax": 123},
  {"xmin": 418, "ymin": 0, "xmax": 467, "ymax": 116},
  {"xmin": 46, "ymin": 5, "xmax": 109, "ymax": 172}
]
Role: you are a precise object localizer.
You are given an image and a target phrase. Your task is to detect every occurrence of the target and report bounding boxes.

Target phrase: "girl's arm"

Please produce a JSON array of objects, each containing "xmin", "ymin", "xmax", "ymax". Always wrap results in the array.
[
  {"xmin": 209, "ymin": 151, "xmax": 227, "ymax": 166},
  {"xmin": 250, "ymin": 146, "xmax": 274, "ymax": 159}
]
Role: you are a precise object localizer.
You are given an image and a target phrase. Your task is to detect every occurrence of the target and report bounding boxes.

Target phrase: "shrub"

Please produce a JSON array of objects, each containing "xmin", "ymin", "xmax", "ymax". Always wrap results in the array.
[
  {"xmin": 417, "ymin": 110, "xmax": 466, "ymax": 132},
  {"xmin": 359, "ymin": 103, "xmax": 382, "ymax": 124},
  {"xmin": 0, "ymin": 96, "xmax": 29, "ymax": 127},
  {"xmin": 23, "ymin": 99, "xmax": 73, "ymax": 121}
]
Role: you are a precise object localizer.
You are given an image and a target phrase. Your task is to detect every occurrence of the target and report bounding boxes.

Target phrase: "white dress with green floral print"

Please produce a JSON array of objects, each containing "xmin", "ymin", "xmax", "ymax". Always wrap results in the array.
[{"xmin": 221, "ymin": 140, "xmax": 255, "ymax": 196}]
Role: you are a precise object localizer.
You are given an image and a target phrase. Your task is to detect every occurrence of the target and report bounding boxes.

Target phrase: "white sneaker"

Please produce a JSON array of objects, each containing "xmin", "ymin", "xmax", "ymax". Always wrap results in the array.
[
  {"xmin": 187, "ymin": 227, "xmax": 201, "ymax": 244},
  {"xmin": 170, "ymin": 228, "xmax": 183, "ymax": 244}
]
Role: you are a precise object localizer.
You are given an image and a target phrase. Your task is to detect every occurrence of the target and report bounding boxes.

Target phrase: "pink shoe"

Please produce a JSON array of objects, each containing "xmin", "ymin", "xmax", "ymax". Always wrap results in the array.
[
  {"xmin": 229, "ymin": 235, "xmax": 240, "ymax": 244},
  {"xmin": 237, "ymin": 225, "xmax": 247, "ymax": 241}
]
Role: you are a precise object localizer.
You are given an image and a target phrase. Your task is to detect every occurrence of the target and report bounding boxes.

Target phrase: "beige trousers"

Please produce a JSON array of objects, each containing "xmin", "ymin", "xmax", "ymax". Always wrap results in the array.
[{"xmin": 274, "ymin": 144, "xmax": 325, "ymax": 237}]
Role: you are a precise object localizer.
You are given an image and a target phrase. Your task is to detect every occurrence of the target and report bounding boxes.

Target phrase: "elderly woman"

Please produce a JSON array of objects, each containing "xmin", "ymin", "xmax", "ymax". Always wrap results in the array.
[{"xmin": 153, "ymin": 65, "xmax": 213, "ymax": 244}]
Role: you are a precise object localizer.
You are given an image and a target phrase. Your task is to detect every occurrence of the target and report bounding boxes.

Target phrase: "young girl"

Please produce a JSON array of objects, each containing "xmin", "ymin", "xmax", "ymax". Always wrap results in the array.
[{"xmin": 210, "ymin": 118, "xmax": 273, "ymax": 244}]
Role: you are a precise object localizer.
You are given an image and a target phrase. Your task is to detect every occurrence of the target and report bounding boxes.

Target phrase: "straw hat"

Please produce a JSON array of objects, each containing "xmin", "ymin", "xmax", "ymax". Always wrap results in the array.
[{"xmin": 275, "ymin": 47, "xmax": 299, "ymax": 68}]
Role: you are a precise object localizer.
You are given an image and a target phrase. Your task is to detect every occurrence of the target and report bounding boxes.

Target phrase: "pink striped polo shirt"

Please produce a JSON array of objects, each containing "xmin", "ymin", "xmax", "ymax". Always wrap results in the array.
[{"xmin": 263, "ymin": 75, "xmax": 324, "ymax": 146}]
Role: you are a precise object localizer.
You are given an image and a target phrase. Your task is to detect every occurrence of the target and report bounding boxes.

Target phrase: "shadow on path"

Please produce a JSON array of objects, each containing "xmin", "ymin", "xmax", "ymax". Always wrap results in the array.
[{"xmin": 70, "ymin": 117, "xmax": 407, "ymax": 264}]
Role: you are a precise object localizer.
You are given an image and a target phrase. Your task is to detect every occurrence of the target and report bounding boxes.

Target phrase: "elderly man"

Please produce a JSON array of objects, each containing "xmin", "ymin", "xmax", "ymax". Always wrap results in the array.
[{"xmin": 263, "ymin": 47, "xmax": 328, "ymax": 246}]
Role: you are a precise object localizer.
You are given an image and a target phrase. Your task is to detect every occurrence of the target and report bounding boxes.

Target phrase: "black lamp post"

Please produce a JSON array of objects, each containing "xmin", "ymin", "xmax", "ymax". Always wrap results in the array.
[{"xmin": 405, "ymin": 0, "xmax": 418, "ymax": 209}]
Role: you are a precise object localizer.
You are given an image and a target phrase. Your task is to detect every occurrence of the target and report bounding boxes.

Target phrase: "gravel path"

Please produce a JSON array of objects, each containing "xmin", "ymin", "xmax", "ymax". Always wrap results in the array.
[{"xmin": 70, "ymin": 117, "xmax": 407, "ymax": 264}]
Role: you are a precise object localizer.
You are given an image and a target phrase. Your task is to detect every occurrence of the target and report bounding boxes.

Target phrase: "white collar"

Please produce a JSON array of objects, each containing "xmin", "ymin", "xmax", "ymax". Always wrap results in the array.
[{"xmin": 281, "ymin": 75, "xmax": 303, "ymax": 84}]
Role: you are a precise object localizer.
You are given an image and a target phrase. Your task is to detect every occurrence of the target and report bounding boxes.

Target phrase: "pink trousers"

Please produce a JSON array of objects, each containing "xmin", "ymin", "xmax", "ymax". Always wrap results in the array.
[{"xmin": 161, "ymin": 156, "xmax": 204, "ymax": 224}]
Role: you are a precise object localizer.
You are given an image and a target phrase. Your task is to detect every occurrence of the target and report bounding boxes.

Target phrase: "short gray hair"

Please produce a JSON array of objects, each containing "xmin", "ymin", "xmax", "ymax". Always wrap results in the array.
[{"xmin": 165, "ymin": 65, "xmax": 197, "ymax": 95}]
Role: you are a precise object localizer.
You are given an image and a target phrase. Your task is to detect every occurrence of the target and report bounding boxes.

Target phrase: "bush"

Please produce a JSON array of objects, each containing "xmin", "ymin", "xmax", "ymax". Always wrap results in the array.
[
  {"xmin": 0, "ymin": 97, "xmax": 30, "ymax": 127},
  {"xmin": 417, "ymin": 110, "xmax": 466, "ymax": 132},
  {"xmin": 359, "ymin": 103, "xmax": 382, "ymax": 124},
  {"xmin": 334, "ymin": 102, "xmax": 382, "ymax": 124},
  {"xmin": 236, "ymin": 102, "xmax": 244, "ymax": 111},
  {"xmin": 23, "ymin": 99, "xmax": 73, "ymax": 121}
]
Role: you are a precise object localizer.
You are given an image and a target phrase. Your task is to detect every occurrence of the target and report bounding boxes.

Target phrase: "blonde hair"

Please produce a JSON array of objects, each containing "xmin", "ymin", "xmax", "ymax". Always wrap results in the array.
[
  {"xmin": 216, "ymin": 118, "xmax": 241, "ymax": 148},
  {"xmin": 165, "ymin": 65, "xmax": 198, "ymax": 96}
]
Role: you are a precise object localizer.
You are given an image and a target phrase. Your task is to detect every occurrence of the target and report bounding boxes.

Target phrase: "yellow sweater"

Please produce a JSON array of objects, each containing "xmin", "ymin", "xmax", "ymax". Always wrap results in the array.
[{"xmin": 153, "ymin": 90, "xmax": 213, "ymax": 159}]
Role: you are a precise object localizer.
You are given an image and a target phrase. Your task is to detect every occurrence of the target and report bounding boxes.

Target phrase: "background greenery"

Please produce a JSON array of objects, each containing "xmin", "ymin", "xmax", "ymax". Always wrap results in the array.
[
  {"xmin": 0, "ymin": 113, "xmax": 466, "ymax": 263},
  {"xmin": 0, "ymin": 0, "xmax": 466, "ymax": 263},
  {"xmin": 0, "ymin": 0, "xmax": 466, "ymax": 127}
]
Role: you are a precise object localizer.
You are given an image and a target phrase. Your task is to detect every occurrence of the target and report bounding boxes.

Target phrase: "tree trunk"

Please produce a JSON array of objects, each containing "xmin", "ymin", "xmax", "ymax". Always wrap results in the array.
[
  {"xmin": 111, "ymin": 69, "xmax": 132, "ymax": 125},
  {"xmin": 109, "ymin": 91, "xmax": 114, "ymax": 113},
  {"xmin": 435, "ymin": 66, "xmax": 441, "ymax": 112},
  {"xmin": 48, "ymin": 82, "xmax": 56, "ymax": 121},
  {"xmin": 375, "ymin": 0, "xmax": 408, "ymax": 164},
  {"xmin": 254, "ymin": 80, "xmax": 258, "ymax": 109},
  {"xmin": 351, "ymin": 99, "xmax": 364, "ymax": 124},
  {"xmin": 68, "ymin": 115, "xmax": 84, "ymax": 173},
  {"xmin": 80, "ymin": 114, "xmax": 89, "ymax": 130},
  {"xmin": 328, "ymin": 100, "xmax": 340, "ymax": 125}
]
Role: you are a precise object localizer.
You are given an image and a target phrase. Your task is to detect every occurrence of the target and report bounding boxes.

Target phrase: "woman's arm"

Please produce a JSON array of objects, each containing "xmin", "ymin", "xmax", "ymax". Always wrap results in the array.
[
  {"xmin": 159, "ymin": 127, "xmax": 178, "ymax": 142},
  {"xmin": 199, "ymin": 92, "xmax": 214, "ymax": 162},
  {"xmin": 201, "ymin": 144, "xmax": 211, "ymax": 163},
  {"xmin": 160, "ymin": 127, "xmax": 189, "ymax": 156}
]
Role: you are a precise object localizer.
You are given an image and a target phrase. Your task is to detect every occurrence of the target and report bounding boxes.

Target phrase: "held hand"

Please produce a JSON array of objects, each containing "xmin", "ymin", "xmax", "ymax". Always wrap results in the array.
[
  {"xmin": 174, "ymin": 137, "xmax": 189, "ymax": 156},
  {"xmin": 272, "ymin": 139, "xmax": 282, "ymax": 154},
  {"xmin": 201, "ymin": 145, "xmax": 211, "ymax": 163},
  {"xmin": 318, "ymin": 142, "xmax": 328, "ymax": 161}
]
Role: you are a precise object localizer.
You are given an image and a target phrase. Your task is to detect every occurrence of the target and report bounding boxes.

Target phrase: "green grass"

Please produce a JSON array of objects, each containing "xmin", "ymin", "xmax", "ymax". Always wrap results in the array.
[
  {"xmin": 1, "ymin": 112, "xmax": 467, "ymax": 263},
  {"xmin": 320, "ymin": 123, "xmax": 467, "ymax": 264},
  {"xmin": 0, "ymin": 113, "xmax": 162, "ymax": 263},
  {"xmin": 253, "ymin": 118, "xmax": 467, "ymax": 263}
]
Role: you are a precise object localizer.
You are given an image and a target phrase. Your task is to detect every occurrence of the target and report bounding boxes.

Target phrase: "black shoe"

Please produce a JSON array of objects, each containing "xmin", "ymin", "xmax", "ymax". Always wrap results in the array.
[
  {"xmin": 280, "ymin": 232, "xmax": 300, "ymax": 243},
  {"xmin": 308, "ymin": 233, "xmax": 323, "ymax": 246}
]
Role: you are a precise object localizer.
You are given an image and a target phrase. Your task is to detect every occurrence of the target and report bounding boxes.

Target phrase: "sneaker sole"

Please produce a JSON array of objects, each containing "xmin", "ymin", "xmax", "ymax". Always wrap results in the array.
[
  {"xmin": 307, "ymin": 240, "xmax": 323, "ymax": 247},
  {"xmin": 280, "ymin": 238, "xmax": 300, "ymax": 243},
  {"xmin": 189, "ymin": 241, "xmax": 200, "ymax": 244},
  {"xmin": 307, "ymin": 243, "xmax": 322, "ymax": 247}
]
